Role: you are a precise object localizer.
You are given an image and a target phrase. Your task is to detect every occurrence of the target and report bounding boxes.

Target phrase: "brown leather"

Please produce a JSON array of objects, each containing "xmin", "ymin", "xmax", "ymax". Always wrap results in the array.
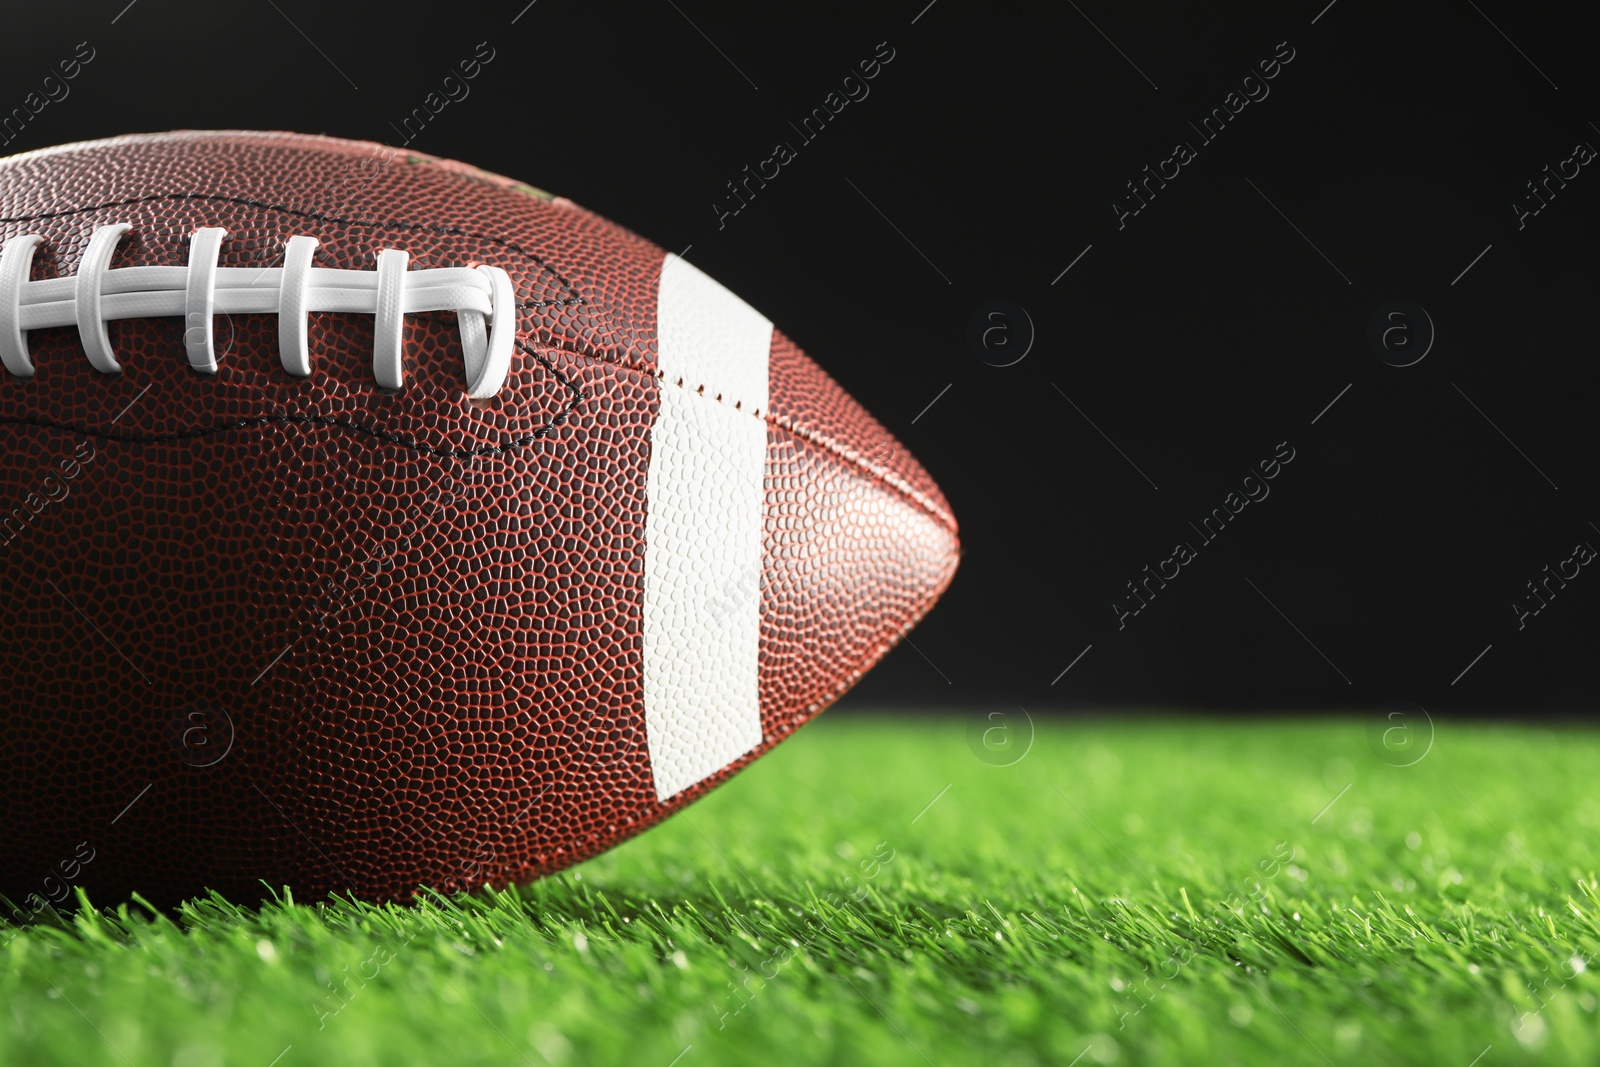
[{"xmin": 0, "ymin": 131, "xmax": 958, "ymax": 906}]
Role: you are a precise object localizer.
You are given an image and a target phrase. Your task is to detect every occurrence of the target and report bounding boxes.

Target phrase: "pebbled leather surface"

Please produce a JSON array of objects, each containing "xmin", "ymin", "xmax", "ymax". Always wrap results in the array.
[{"xmin": 0, "ymin": 131, "xmax": 959, "ymax": 906}]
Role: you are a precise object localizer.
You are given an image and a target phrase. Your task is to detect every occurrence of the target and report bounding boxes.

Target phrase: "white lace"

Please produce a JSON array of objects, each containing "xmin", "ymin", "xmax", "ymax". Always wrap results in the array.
[{"xmin": 0, "ymin": 225, "xmax": 517, "ymax": 398}]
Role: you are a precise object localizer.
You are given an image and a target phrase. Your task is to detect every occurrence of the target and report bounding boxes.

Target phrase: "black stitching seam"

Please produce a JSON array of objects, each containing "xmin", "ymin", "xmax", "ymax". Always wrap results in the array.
[
  {"xmin": 0, "ymin": 341, "xmax": 588, "ymax": 460},
  {"xmin": 577, "ymin": 355, "xmax": 957, "ymax": 531},
  {"xmin": 0, "ymin": 350, "xmax": 957, "ymax": 532},
  {"xmin": 0, "ymin": 192, "xmax": 585, "ymax": 310}
]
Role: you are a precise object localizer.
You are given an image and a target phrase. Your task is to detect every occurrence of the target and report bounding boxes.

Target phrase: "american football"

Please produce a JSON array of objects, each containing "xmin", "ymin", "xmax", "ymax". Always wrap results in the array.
[{"xmin": 0, "ymin": 131, "xmax": 959, "ymax": 906}]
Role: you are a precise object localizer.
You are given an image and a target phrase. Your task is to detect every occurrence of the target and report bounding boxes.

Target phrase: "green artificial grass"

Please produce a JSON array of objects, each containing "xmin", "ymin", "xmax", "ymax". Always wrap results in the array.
[{"xmin": 6, "ymin": 715, "xmax": 1600, "ymax": 1066}]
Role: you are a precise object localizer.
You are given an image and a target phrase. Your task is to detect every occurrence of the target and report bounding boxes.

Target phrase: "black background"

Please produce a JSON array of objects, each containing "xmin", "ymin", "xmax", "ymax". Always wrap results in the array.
[{"xmin": 4, "ymin": 0, "xmax": 1596, "ymax": 714}]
